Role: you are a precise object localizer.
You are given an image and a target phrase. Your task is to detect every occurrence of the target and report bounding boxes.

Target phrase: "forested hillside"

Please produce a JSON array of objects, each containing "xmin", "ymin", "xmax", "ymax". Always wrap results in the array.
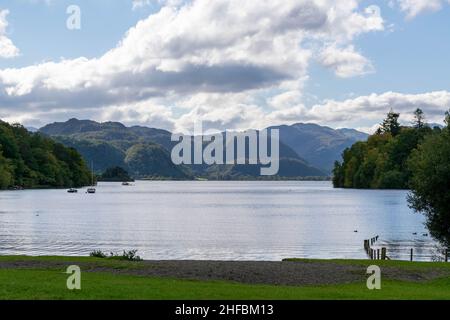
[
  {"xmin": 39, "ymin": 119, "xmax": 330, "ymax": 179},
  {"xmin": 333, "ymin": 109, "xmax": 443, "ymax": 189},
  {"xmin": 0, "ymin": 120, "xmax": 91, "ymax": 189}
]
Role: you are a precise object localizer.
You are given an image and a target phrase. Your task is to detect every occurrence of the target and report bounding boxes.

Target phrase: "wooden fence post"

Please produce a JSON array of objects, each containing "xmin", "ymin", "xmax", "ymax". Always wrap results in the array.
[
  {"xmin": 381, "ymin": 247, "xmax": 386, "ymax": 260},
  {"xmin": 445, "ymin": 249, "xmax": 448, "ymax": 263},
  {"xmin": 410, "ymin": 248, "xmax": 413, "ymax": 262}
]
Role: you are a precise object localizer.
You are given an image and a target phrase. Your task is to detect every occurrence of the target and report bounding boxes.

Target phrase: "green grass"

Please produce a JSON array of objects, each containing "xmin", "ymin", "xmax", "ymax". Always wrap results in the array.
[{"xmin": 0, "ymin": 256, "xmax": 449, "ymax": 300}]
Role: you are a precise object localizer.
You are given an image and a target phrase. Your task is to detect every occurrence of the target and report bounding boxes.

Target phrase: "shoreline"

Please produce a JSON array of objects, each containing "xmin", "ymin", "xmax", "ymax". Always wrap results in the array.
[
  {"xmin": 1, "ymin": 255, "xmax": 449, "ymax": 286},
  {"xmin": 1, "ymin": 256, "xmax": 450, "ymax": 299}
]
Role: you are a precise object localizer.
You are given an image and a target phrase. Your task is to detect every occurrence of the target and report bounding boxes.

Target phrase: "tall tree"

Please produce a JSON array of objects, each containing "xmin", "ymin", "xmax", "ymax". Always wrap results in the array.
[
  {"xmin": 380, "ymin": 109, "xmax": 401, "ymax": 136},
  {"xmin": 413, "ymin": 108, "xmax": 425, "ymax": 129}
]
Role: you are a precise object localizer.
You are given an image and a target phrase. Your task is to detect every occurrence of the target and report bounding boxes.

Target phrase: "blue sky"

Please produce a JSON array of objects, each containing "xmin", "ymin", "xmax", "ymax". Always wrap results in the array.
[
  {"xmin": 0, "ymin": 1, "xmax": 158, "ymax": 68},
  {"xmin": 0, "ymin": 0, "xmax": 449, "ymax": 132},
  {"xmin": 306, "ymin": 2, "xmax": 450, "ymax": 100}
]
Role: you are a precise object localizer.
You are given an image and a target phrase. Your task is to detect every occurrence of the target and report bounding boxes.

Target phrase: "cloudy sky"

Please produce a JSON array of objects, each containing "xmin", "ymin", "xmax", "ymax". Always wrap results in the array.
[{"xmin": 0, "ymin": 0, "xmax": 449, "ymax": 133}]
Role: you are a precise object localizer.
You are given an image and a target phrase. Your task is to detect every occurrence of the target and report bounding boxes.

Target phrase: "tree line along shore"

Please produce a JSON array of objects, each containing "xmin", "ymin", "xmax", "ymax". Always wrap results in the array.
[
  {"xmin": 0, "ymin": 120, "xmax": 92, "ymax": 190},
  {"xmin": 333, "ymin": 108, "xmax": 450, "ymax": 247}
]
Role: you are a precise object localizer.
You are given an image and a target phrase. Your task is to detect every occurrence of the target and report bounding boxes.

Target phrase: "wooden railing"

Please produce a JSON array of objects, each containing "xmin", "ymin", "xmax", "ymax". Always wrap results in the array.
[{"xmin": 364, "ymin": 237, "xmax": 449, "ymax": 262}]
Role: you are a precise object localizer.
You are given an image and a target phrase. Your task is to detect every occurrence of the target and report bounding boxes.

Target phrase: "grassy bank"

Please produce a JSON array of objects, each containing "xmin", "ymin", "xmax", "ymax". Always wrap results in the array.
[{"xmin": 0, "ymin": 256, "xmax": 449, "ymax": 300}]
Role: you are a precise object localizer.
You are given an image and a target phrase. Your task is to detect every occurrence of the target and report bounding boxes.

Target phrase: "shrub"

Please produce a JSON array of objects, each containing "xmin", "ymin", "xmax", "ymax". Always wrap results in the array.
[
  {"xmin": 89, "ymin": 250, "xmax": 107, "ymax": 258},
  {"xmin": 111, "ymin": 250, "xmax": 143, "ymax": 262},
  {"xmin": 89, "ymin": 249, "xmax": 143, "ymax": 261}
]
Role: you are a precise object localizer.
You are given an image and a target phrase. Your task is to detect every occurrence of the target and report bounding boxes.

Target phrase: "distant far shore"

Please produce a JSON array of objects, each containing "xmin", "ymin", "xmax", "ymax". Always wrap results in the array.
[
  {"xmin": 138, "ymin": 176, "xmax": 332, "ymax": 182},
  {"xmin": 0, "ymin": 178, "xmax": 332, "ymax": 192}
]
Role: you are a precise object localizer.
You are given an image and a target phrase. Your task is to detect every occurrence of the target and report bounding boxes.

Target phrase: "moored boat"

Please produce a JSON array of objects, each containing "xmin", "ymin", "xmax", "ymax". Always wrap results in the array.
[
  {"xmin": 86, "ymin": 161, "xmax": 96, "ymax": 194},
  {"xmin": 87, "ymin": 187, "xmax": 96, "ymax": 194}
]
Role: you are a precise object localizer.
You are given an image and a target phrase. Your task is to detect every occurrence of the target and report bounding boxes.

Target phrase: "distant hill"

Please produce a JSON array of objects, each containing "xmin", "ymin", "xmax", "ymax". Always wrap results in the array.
[
  {"xmin": 427, "ymin": 123, "xmax": 444, "ymax": 129},
  {"xmin": 26, "ymin": 126, "xmax": 39, "ymax": 133},
  {"xmin": 39, "ymin": 119, "xmax": 367, "ymax": 179},
  {"xmin": 40, "ymin": 119, "xmax": 190, "ymax": 179},
  {"xmin": 336, "ymin": 128, "xmax": 370, "ymax": 141},
  {"xmin": 269, "ymin": 123, "xmax": 368, "ymax": 173}
]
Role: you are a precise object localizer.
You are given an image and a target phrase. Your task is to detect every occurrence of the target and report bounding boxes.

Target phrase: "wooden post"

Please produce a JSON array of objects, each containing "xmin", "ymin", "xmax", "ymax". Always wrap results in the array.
[
  {"xmin": 445, "ymin": 249, "xmax": 448, "ymax": 263},
  {"xmin": 381, "ymin": 247, "xmax": 386, "ymax": 260},
  {"xmin": 410, "ymin": 248, "xmax": 413, "ymax": 262}
]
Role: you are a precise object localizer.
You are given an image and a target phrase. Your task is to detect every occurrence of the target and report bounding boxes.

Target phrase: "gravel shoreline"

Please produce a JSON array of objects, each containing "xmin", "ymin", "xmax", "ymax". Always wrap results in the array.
[{"xmin": 1, "ymin": 259, "xmax": 449, "ymax": 286}]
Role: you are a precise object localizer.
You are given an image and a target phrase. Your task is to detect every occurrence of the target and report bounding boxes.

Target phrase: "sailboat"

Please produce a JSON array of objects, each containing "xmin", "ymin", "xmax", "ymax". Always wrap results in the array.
[{"xmin": 87, "ymin": 161, "xmax": 96, "ymax": 194}]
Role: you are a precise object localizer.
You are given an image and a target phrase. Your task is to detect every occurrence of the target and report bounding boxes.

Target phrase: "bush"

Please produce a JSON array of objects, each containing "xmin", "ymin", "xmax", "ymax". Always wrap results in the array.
[
  {"xmin": 89, "ymin": 249, "xmax": 143, "ymax": 261},
  {"xmin": 114, "ymin": 250, "xmax": 143, "ymax": 262},
  {"xmin": 89, "ymin": 250, "xmax": 107, "ymax": 258}
]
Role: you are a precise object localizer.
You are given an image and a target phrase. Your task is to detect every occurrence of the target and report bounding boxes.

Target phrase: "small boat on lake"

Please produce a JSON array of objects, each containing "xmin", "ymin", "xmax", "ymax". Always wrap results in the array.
[
  {"xmin": 86, "ymin": 161, "xmax": 96, "ymax": 194},
  {"xmin": 87, "ymin": 187, "xmax": 96, "ymax": 194},
  {"xmin": 122, "ymin": 182, "xmax": 131, "ymax": 186},
  {"xmin": 67, "ymin": 188, "xmax": 78, "ymax": 193}
]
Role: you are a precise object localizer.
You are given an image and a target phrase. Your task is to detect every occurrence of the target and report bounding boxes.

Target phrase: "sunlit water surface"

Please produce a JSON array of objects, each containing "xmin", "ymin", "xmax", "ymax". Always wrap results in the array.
[{"xmin": 0, "ymin": 181, "xmax": 439, "ymax": 261}]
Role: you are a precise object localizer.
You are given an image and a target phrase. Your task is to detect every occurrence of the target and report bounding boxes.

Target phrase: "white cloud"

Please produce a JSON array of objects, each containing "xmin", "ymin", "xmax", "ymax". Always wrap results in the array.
[
  {"xmin": 132, "ymin": 0, "xmax": 183, "ymax": 10},
  {"xmin": 132, "ymin": 0, "xmax": 151, "ymax": 10},
  {"xmin": 0, "ymin": 0, "xmax": 388, "ymax": 131},
  {"xmin": 168, "ymin": 91, "xmax": 450, "ymax": 133},
  {"xmin": 319, "ymin": 45, "xmax": 374, "ymax": 78},
  {"xmin": 306, "ymin": 91, "xmax": 450, "ymax": 128},
  {"xmin": 0, "ymin": 9, "xmax": 19, "ymax": 59},
  {"xmin": 394, "ymin": 0, "xmax": 450, "ymax": 19}
]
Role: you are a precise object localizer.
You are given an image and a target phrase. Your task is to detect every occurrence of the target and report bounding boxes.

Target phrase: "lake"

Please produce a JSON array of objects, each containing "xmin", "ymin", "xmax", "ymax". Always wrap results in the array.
[{"xmin": 0, "ymin": 181, "xmax": 439, "ymax": 261}]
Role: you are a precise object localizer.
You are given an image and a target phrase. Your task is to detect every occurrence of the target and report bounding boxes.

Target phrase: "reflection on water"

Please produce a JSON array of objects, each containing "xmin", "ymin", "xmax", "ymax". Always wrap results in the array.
[{"xmin": 0, "ymin": 181, "xmax": 438, "ymax": 261}]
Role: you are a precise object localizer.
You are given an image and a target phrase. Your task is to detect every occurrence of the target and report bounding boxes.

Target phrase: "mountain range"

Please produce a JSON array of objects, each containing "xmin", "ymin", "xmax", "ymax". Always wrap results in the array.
[{"xmin": 39, "ymin": 119, "xmax": 368, "ymax": 179}]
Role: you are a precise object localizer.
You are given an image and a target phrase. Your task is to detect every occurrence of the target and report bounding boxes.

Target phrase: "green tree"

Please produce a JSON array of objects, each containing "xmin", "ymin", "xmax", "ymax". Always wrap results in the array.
[
  {"xmin": 332, "ymin": 161, "xmax": 344, "ymax": 187},
  {"xmin": 333, "ymin": 109, "xmax": 434, "ymax": 190},
  {"xmin": 380, "ymin": 110, "xmax": 401, "ymax": 137},
  {"xmin": 413, "ymin": 108, "xmax": 425, "ymax": 129},
  {"xmin": 408, "ymin": 128, "xmax": 450, "ymax": 246},
  {"xmin": 100, "ymin": 166, "xmax": 133, "ymax": 182},
  {"xmin": 0, "ymin": 120, "xmax": 91, "ymax": 189},
  {"xmin": 0, "ymin": 151, "xmax": 13, "ymax": 188}
]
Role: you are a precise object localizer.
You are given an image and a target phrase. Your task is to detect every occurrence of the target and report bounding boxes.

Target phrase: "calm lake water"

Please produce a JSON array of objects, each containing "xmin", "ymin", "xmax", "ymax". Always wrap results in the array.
[{"xmin": 0, "ymin": 181, "xmax": 439, "ymax": 261}]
